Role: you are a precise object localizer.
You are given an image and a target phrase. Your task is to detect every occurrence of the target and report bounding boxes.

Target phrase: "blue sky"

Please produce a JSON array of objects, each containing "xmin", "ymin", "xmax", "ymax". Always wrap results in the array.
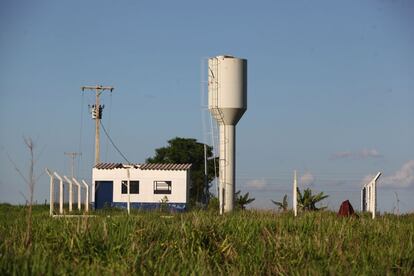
[{"xmin": 1, "ymin": 0, "xmax": 413, "ymax": 212}]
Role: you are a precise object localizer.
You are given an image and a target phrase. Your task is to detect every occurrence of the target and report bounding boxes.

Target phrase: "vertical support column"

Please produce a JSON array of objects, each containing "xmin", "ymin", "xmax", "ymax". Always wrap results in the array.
[
  {"xmin": 52, "ymin": 173, "xmax": 63, "ymax": 214},
  {"xmin": 372, "ymin": 182, "xmax": 376, "ymax": 219},
  {"xmin": 219, "ymin": 124, "xmax": 225, "ymax": 215},
  {"xmin": 204, "ymin": 144, "xmax": 208, "ymax": 204},
  {"xmin": 46, "ymin": 169, "xmax": 54, "ymax": 216},
  {"xmin": 69, "ymin": 179, "xmax": 73, "ymax": 212},
  {"xmin": 218, "ymin": 124, "xmax": 236, "ymax": 213},
  {"xmin": 50, "ymin": 177, "xmax": 54, "ymax": 216},
  {"xmin": 54, "ymin": 175, "xmax": 63, "ymax": 214},
  {"xmin": 224, "ymin": 124, "xmax": 235, "ymax": 213},
  {"xmin": 127, "ymin": 168, "xmax": 131, "ymax": 215},
  {"xmin": 72, "ymin": 178, "xmax": 82, "ymax": 212},
  {"xmin": 372, "ymin": 185, "xmax": 375, "ymax": 215},
  {"xmin": 64, "ymin": 176, "xmax": 73, "ymax": 212},
  {"xmin": 368, "ymin": 186, "xmax": 371, "ymax": 212},
  {"xmin": 91, "ymin": 180, "xmax": 95, "ymax": 209},
  {"xmin": 60, "ymin": 181, "xmax": 63, "ymax": 213},
  {"xmin": 293, "ymin": 170, "xmax": 297, "ymax": 217},
  {"xmin": 82, "ymin": 180, "xmax": 89, "ymax": 212},
  {"xmin": 77, "ymin": 185, "xmax": 81, "ymax": 210}
]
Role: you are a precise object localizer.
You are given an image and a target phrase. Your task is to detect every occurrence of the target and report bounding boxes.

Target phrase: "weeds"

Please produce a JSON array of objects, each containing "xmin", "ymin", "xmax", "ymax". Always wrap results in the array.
[{"xmin": 0, "ymin": 204, "xmax": 413, "ymax": 275}]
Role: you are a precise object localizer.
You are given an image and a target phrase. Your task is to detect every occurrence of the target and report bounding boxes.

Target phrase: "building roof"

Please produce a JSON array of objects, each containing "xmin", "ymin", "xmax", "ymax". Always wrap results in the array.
[
  {"xmin": 94, "ymin": 163, "xmax": 192, "ymax": 171},
  {"xmin": 95, "ymin": 163, "xmax": 125, "ymax": 170},
  {"xmin": 139, "ymin": 163, "xmax": 192, "ymax": 171}
]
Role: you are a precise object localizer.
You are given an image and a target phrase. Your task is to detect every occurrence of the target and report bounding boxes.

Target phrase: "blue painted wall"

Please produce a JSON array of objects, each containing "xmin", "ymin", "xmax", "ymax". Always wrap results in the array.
[
  {"xmin": 92, "ymin": 201, "xmax": 187, "ymax": 212},
  {"xmin": 111, "ymin": 202, "xmax": 187, "ymax": 212}
]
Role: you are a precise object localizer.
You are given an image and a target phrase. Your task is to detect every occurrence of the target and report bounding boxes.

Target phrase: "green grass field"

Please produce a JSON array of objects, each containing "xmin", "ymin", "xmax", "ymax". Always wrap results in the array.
[{"xmin": 1, "ymin": 204, "xmax": 413, "ymax": 275}]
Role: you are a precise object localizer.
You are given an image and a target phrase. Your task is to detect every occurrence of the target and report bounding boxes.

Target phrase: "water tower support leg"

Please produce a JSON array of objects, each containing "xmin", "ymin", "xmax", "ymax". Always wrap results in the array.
[
  {"xmin": 219, "ymin": 125, "xmax": 225, "ymax": 214},
  {"xmin": 224, "ymin": 124, "xmax": 235, "ymax": 213}
]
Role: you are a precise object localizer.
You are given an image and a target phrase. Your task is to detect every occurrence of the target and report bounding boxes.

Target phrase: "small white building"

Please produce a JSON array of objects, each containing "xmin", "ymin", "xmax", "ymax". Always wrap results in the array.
[{"xmin": 92, "ymin": 163, "xmax": 192, "ymax": 212}]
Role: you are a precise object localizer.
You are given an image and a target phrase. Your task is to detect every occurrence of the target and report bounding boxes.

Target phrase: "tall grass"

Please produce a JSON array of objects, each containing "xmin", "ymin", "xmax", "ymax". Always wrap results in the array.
[{"xmin": 1, "ymin": 204, "xmax": 413, "ymax": 275}]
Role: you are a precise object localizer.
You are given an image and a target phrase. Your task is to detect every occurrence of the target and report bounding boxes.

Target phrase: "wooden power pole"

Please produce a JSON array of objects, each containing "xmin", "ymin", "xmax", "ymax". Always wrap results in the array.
[{"xmin": 81, "ymin": 85, "xmax": 114, "ymax": 166}]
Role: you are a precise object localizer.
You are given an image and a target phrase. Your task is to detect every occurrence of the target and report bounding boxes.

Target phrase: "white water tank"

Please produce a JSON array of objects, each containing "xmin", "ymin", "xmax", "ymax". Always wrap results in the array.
[
  {"xmin": 208, "ymin": 55, "xmax": 247, "ymax": 213},
  {"xmin": 208, "ymin": 55, "xmax": 247, "ymax": 124}
]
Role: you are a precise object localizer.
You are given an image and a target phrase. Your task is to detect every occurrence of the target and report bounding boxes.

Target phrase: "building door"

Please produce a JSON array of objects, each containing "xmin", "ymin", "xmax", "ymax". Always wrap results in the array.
[{"xmin": 95, "ymin": 181, "xmax": 113, "ymax": 209}]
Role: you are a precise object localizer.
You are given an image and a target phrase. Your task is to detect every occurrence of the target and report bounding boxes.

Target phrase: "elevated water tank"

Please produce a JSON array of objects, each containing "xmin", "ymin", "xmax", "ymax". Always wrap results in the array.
[
  {"xmin": 208, "ymin": 55, "xmax": 247, "ymax": 125},
  {"xmin": 208, "ymin": 55, "xmax": 247, "ymax": 213}
]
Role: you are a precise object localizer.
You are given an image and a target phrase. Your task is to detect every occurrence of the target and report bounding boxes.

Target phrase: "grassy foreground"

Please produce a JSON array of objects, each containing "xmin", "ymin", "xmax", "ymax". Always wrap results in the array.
[{"xmin": 1, "ymin": 204, "xmax": 413, "ymax": 275}]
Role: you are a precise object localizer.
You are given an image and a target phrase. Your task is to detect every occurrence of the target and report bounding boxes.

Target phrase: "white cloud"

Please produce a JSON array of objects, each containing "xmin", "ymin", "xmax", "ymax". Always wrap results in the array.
[
  {"xmin": 300, "ymin": 172, "xmax": 315, "ymax": 186},
  {"xmin": 245, "ymin": 179, "xmax": 267, "ymax": 190},
  {"xmin": 361, "ymin": 160, "xmax": 414, "ymax": 188},
  {"xmin": 331, "ymin": 149, "xmax": 382, "ymax": 160},
  {"xmin": 359, "ymin": 149, "xmax": 382, "ymax": 158},
  {"xmin": 382, "ymin": 160, "xmax": 414, "ymax": 188},
  {"xmin": 331, "ymin": 151, "xmax": 353, "ymax": 159}
]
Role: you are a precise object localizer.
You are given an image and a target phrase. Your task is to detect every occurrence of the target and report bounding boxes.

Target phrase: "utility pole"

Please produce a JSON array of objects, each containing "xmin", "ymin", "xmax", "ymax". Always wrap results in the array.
[
  {"xmin": 81, "ymin": 85, "xmax": 114, "ymax": 166},
  {"xmin": 64, "ymin": 152, "xmax": 82, "ymax": 178}
]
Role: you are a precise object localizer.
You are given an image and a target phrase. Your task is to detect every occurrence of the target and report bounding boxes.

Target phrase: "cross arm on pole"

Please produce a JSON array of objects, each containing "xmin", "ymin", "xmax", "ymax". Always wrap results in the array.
[{"xmin": 81, "ymin": 85, "xmax": 114, "ymax": 92}]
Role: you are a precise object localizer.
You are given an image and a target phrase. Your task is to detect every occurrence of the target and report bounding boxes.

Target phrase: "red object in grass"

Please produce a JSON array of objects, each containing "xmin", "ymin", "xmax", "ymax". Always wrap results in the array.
[{"xmin": 338, "ymin": 200, "xmax": 356, "ymax": 217}]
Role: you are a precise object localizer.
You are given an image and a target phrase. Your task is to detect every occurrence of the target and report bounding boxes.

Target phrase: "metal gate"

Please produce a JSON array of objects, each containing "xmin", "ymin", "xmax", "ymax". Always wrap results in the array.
[{"xmin": 95, "ymin": 181, "xmax": 113, "ymax": 209}]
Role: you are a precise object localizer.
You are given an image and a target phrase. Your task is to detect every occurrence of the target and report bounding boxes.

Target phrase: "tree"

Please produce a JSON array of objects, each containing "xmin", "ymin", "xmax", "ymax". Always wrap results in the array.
[
  {"xmin": 271, "ymin": 194, "xmax": 288, "ymax": 211},
  {"xmin": 7, "ymin": 137, "xmax": 38, "ymax": 247},
  {"xmin": 146, "ymin": 137, "xmax": 217, "ymax": 205},
  {"xmin": 297, "ymin": 187, "xmax": 328, "ymax": 211},
  {"xmin": 235, "ymin": 190, "xmax": 255, "ymax": 210}
]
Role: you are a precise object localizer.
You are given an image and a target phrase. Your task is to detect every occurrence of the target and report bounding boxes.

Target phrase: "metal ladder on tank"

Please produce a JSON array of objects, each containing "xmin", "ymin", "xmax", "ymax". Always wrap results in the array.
[
  {"xmin": 208, "ymin": 57, "xmax": 229, "ymax": 213},
  {"xmin": 209, "ymin": 57, "xmax": 225, "ymax": 125}
]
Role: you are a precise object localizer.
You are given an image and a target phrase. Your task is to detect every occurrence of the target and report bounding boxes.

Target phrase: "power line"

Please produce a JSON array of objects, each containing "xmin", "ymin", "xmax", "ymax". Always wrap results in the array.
[
  {"xmin": 235, "ymin": 176, "xmax": 366, "ymax": 182},
  {"xmin": 105, "ymin": 92, "xmax": 113, "ymax": 162},
  {"xmin": 78, "ymin": 92, "xmax": 84, "ymax": 178},
  {"xmin": 100, "ymin": 120, "xmax": 131, "ymax": 164},
  {"xmin": 237, "ymin": 172, "xmax": 370, "ymax": 176},
  {"xmin": 242, "ymin": 188, "xmax": 365, "ymax": 193}
]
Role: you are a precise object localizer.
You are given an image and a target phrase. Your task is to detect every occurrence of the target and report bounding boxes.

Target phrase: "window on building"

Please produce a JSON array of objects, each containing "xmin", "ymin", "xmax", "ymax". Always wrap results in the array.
[
  {"xmin": 154, "ymin": 181, "xmax": 172, "ymax": 194},
  {"xmin": 121, "ymin": 181, "xmax": 139, "ymax": 194}
]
